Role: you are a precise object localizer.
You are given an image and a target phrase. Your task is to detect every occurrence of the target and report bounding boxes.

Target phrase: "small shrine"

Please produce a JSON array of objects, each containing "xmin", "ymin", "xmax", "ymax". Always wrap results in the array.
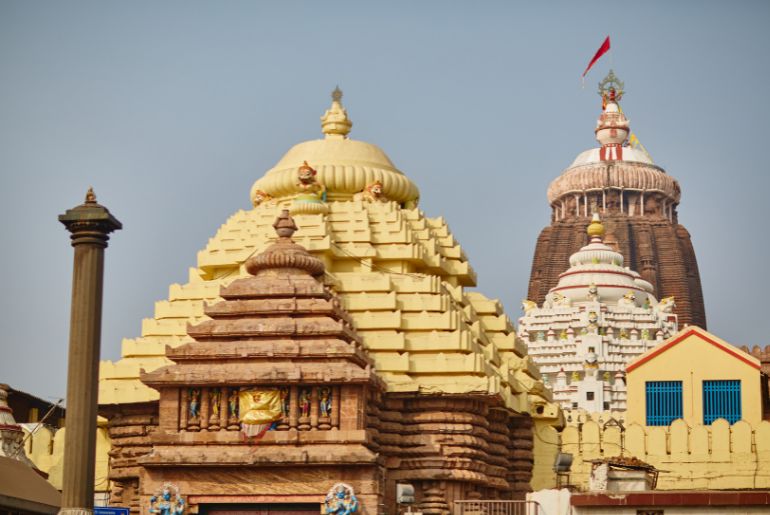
[
  {"xmin": 0, "ymin": 383, "xmax": 37, "ymax": 469},
  {"xmin": 138, "ymin": 210, "xmax": 383, "ymax": 512},
  {"xmin": 519, "ymin": 214, "xmax": 678, "ymax": 411},
  {"xmin": 0, "ymin": 384, "xmax": 62, "ymax": 514}
]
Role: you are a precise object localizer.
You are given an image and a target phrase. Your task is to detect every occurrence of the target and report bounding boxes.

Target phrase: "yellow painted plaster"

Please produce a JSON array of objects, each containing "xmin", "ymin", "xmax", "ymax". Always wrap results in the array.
[{"xmin": 626, "ymin": 326, "xmax": 763, "ymax": 427}]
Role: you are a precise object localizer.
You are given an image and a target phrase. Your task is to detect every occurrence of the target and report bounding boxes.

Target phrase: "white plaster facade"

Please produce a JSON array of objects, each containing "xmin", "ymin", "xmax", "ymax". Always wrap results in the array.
[{"xmin": 519, "ymin": 215, "xmax": 678, "ymax": 411}]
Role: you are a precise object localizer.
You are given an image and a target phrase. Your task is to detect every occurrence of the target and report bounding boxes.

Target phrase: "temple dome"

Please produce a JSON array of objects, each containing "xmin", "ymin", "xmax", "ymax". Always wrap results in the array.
[
  {"xmin": 547, "ymin": 71, "xmax": 681, "ymax": 208},
  {"xmin": 546, "ymin": 214, "xmax": 656, "ymax": 307},
  {"xmin": 251, "ymin": 88, "xmax": 420, "ymax": 205}
]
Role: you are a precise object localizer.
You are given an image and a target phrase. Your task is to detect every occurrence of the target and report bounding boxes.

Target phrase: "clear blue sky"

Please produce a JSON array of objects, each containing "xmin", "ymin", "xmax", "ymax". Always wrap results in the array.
[{"xmin": 1, "ymin": 1, "xmax": 768, "ymax": 401}]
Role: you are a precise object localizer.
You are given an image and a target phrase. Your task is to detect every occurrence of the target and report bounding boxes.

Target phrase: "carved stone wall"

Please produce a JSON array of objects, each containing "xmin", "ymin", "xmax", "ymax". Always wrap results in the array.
[
  {"xmin": 103, "ymin": 212, "xmax": 540, "ymax": 515},
  {"xmin": 101, "ymin": 402, "xmax": 157, "ymax": 513}
]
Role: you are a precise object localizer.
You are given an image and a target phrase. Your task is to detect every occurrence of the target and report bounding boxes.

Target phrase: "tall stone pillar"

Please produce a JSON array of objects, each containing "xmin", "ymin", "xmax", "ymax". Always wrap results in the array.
[{"xmin": 58, "ymin": 188, "xmax": 121, "ymax": 515}]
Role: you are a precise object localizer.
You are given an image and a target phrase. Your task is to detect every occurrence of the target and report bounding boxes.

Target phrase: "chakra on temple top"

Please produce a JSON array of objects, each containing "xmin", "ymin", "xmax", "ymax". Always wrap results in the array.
[
  {"xmin": 331, "ymin": 85, "xmax": 343, "ymax": 102},
  {"xmin": 598, "ymin": 69, "xmax": 624, "ymax": 102}
]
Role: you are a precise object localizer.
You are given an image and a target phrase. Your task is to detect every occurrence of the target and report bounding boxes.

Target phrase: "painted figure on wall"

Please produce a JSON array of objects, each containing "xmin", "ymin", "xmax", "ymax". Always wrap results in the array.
[
  {"xmin": 188, "ymin": 389, "xmax": 200, "ymax": 420},
  {"xmin": 148, "ymin": 483, "xmax": 184, "ymax": 515},
  {"xmin": 299, "ymin": 388, "xmax": 311, "ymax": 417},
  {"xmin": 210, "ymin": 389, "xmax": 221, "ymax": 417},
  {"xmin": 324, "ymin": 483, "xmax": 359, "ymax": 515},
  {"xmin": 319, "ymin": 387, "xmax": 332, "ymax": 417},
  {"xmin": 279, "ymin": 387, "xmax": 290, "ymax": 417},
  {"xmin": 228, "ymin": 388, "xmax": 239, "ymax": 419}
]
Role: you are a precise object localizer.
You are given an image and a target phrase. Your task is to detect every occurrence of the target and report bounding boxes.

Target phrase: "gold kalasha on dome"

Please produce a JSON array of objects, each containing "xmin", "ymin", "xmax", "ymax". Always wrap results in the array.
[
  {"xmin": 586, "ymin": 212, "xmax": 605, "ymax": 239},
  {"xmin": 321, "ymin": 86, "xmax": 352, "ymax": 138},
  {"xmin": 250, "ymin": 89, "xmax": 420, "ymax": 204}
]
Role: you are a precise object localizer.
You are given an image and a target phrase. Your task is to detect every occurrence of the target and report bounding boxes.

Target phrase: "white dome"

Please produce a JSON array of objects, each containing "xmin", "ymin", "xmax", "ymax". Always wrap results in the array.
[{"xmin": 545, "ymin": 215, "xmax": 657, "ymax": 307}]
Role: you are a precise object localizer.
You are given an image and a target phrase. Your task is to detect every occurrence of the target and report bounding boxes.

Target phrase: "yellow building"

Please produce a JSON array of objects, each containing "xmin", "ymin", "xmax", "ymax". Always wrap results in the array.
[{"xmin": 626, "ymin": 326, "xmax": 764, "ymax": 427}]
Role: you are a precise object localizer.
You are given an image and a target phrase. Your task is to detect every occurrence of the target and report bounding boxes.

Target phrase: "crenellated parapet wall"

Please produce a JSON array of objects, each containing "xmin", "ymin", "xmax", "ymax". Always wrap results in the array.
[
  {"xmin": 741, "ymin": 345, "xmax": 770, "ymax": 372},
  {"xmin": 538, "ymin": 418, "xmax": 770, "ymax": 491},
  {"xmin": 21, "ymin": 421, "xmax": 111, "ymax": 495}
]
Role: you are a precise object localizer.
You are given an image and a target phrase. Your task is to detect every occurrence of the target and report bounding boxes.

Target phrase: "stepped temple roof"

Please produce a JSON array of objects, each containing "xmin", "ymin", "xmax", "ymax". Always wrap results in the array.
[{"xmin": 99, "ymin": 89, "xmax": 554, "ymax": 423}]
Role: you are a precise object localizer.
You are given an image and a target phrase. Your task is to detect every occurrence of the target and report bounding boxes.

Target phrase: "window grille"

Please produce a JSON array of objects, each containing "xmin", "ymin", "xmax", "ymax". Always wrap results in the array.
[
  {"xmin": 703, "ymin": 380, "xmax": 741, "ymax": 424},
  {"xmin": 645, "ymin": 381, "xmax": 682, "ymax": 425}
]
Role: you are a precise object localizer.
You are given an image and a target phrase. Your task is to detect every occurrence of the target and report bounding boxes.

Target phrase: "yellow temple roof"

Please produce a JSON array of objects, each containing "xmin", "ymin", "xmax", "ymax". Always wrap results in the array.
[
  {"xmin": 99, "ymin": 90, "xmax": 556, "ymax": 420},
  {"xmin": 250, "ymin": 88, "xmax": 420, "ymax": 205}
]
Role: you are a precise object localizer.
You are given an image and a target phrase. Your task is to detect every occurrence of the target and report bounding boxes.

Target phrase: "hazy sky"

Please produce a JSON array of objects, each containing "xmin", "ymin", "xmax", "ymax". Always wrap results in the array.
[{"xmin": 2, "ymin": 1, "xmax": 769, "ymax": 401}]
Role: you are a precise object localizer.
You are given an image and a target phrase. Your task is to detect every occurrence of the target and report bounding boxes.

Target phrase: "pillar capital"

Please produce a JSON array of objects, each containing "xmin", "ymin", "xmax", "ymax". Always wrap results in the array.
[{"xmin": 59, "ymin": 188, "xmax": 122, "ymax": 247}]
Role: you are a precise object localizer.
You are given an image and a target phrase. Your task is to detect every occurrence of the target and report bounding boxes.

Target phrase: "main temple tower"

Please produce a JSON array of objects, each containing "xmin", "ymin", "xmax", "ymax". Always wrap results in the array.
[
  {"xmin": 527, "ymin": 71, "xmax": 706, "ymax": 328},
  {"xmin": 99, "ymin": 89, "xmax": 562, "ymax": 512}
]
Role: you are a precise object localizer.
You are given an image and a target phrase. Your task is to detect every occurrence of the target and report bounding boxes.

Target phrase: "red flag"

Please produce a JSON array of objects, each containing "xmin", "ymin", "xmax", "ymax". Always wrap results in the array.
[{"xmin": 582, "ymin": 36, "xmax": 611, "ymax": 78}]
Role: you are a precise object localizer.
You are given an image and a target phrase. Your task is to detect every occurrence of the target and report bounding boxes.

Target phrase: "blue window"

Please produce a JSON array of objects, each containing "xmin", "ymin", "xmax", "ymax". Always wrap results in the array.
[
  {"xmin": 645, "ymin": 381, "xmax": 683, "ymax": 425},
  {"xmin": 703, "ymin": 380, "xmax": 741, "ymax": 424}
]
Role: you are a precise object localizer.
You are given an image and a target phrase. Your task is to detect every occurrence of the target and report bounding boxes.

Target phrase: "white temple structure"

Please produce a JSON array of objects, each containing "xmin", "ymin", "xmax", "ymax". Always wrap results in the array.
[{"xmin": 519, "ymin": 214, "xmax": 678, "ymax": 411}]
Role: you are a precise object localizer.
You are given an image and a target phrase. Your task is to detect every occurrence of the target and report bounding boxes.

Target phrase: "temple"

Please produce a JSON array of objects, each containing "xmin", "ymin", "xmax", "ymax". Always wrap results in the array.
[
  {"xmin": 519, "ymin": 214, "xmax": 678, "ymax": 411},
  {"xmin": 527, "ymin": 71, "xmax": 706, "ymax": 328},
  {"xmin": 98, "ymin": 89, "xmax": 560, "ymax": 513}
]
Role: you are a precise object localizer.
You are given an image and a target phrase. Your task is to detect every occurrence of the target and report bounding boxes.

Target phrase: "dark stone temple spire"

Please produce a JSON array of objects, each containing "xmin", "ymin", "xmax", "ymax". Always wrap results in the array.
[{"xmin": 527, "ymin": 72, "xmax": 706, "ymax": 328}]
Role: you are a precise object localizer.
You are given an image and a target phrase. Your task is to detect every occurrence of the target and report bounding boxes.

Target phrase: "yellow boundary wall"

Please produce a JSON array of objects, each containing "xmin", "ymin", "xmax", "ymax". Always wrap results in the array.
[{"xmin": 535, "ymin": 418, "xmax": 770, "ymax": 490}]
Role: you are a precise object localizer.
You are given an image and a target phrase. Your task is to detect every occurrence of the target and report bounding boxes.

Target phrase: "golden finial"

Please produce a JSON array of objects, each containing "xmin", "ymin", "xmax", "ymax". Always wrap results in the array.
[
  {"xmin": 587, "ymin": 212, "xmax": 605, "ymax": 239},
  {"xmin": 321, "ymin": 86, "xmax": 352, "ymax": 139},
  {"xmin": 273, "ymin": 209, "xmax": 298, "ymax": 239},
  {"xmin": 85, "ymin": 187, "xmax": 97, "ymax": 204}
]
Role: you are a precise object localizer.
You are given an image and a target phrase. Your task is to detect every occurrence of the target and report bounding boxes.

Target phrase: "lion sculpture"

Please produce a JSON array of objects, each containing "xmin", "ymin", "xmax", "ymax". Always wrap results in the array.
[{"xmin": 354, "ymin": 180, "xmax": 388, "ymax": 203}]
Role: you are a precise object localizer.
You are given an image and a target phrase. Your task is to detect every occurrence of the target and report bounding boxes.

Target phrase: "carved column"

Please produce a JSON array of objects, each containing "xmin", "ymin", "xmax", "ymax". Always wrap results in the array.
[
  {"xmin": 331, "ymin": 386, "xmax": 340, "ymax": 429},
  {"xmin": 289, "ymin": 385, "xmax": 299, "ymax": 429},
  {"xmin": 620, "ymin": 189, "xmax": 625, "ymax": 214},
  {"xmin": 200, "ymin": 387, "xmax": 209, "ymax": 430},
  {"xmin": 219, "ymin": 389, "xmax": 228, "ymax": 429},
  {"xmin": 179, "ymin": 388, "xmax": 188, "ymax": 430},
  {"xmin": 310, "ymin": 387, "xmax": 319, "ymax": 429},
  {"xmin": 58, "ymin": 189, "xmax": 121, "ymax": 515}
]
